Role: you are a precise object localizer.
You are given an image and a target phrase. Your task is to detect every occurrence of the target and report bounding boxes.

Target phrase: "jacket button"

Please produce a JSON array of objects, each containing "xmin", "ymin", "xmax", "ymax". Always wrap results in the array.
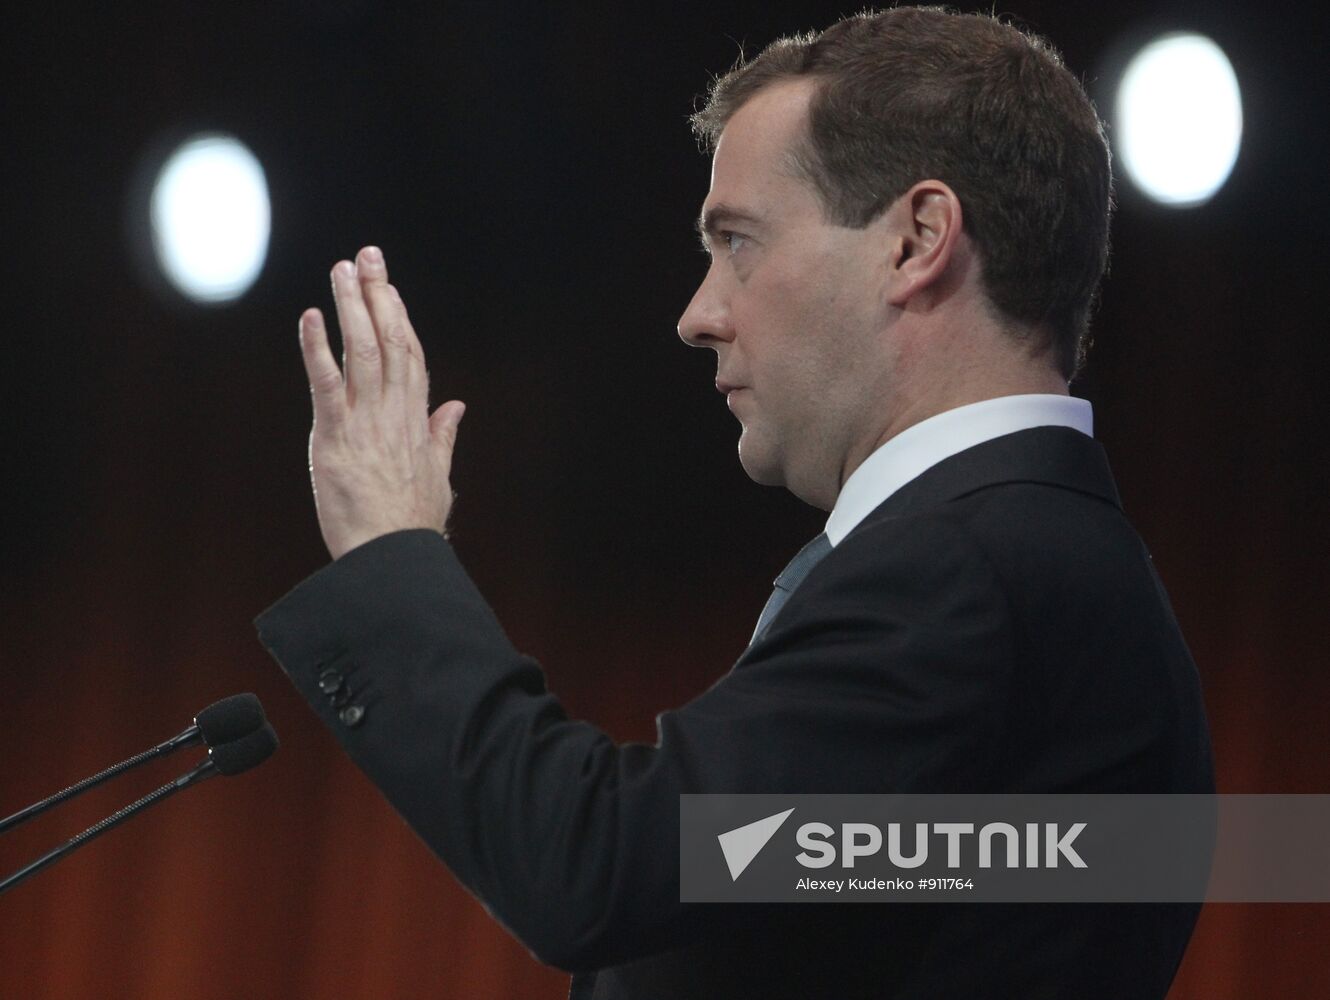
[
  {"xmin": 339, "ymin": 704, "xmax": 366, "ymax": 727},
  {"xmin": 318, "ymin": 669, "xmax": 345, "ymax": 697}
]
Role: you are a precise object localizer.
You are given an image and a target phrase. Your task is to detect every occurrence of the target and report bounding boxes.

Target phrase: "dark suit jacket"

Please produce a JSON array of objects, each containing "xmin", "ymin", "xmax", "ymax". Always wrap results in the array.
[{"xmin": 256, "ymin": 426, "xmax": 1214, "ymax": 999}]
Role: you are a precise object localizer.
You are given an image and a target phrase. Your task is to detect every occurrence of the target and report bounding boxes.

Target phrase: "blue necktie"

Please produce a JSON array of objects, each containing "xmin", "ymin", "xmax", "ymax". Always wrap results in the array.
[{"xmin": 750, "ymin": 532, "xmax": 833, "ymax": 645}]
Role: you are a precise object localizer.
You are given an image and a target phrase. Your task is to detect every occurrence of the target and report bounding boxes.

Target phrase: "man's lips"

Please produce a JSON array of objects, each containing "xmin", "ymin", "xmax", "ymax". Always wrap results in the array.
[{"xmin": 717, "ymin": 381, "xmax": 748, "ymax": 413}]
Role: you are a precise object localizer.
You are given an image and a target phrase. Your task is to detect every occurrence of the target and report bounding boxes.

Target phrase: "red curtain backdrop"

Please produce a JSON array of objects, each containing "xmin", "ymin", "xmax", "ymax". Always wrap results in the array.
[{"xmin": 4, "ymin": 1, "xmax": 1327, "ymax": 996}]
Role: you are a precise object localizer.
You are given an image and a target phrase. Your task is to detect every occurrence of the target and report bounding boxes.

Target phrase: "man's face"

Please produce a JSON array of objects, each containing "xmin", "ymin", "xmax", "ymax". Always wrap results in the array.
[{"xmin": 679, "ymin": 79, "xmax": 897, "ymax": 511}]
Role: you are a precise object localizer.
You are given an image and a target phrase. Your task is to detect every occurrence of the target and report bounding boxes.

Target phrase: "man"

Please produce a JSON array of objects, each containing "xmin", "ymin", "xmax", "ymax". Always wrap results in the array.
[{"xmin": 257, "ymin": 7, "xmax": 1213, "ymax": 998}]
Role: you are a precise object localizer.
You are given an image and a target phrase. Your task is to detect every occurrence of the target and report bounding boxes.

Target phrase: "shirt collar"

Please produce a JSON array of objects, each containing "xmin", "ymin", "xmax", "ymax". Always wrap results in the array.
[{"xmin": 824, "ymin": 393, "xmax": 1094, "ymax": 546}]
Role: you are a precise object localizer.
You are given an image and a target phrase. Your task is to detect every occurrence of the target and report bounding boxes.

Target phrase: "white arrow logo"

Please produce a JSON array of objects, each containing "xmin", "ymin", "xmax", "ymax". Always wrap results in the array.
[{"xmin": 717, "ymin": 808, "xmax": 796, "ymax": 881}]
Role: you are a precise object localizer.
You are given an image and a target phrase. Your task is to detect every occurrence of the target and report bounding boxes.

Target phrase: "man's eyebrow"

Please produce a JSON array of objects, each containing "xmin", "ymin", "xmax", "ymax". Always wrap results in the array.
[{"xmin": 694, "ymin": 205, "xmax": 764, "ymax": 245}]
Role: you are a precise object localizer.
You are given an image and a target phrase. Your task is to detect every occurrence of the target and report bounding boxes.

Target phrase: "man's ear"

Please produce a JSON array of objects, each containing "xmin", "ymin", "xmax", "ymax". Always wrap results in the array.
[{"xmin": 883, "ymin": 180, "xmax": 964, "ymax": 309}]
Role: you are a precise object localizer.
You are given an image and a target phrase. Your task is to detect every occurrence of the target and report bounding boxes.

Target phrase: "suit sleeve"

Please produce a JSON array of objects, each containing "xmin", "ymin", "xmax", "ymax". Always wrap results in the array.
[{"xmin": 254, "ymin": 515, "xmax": 1016, "ymax": 971}]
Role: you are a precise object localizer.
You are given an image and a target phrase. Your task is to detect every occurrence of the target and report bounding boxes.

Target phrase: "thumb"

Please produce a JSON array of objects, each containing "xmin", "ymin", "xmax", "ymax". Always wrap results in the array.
[{"xmin": 429, "ymin": 400, "xmax": 466, "ymax": 451}]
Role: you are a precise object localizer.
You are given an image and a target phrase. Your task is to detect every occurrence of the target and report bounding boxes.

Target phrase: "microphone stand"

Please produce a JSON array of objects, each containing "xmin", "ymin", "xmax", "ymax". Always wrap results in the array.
[
  {"xmin": 0, "ymin": 759, "xmax": 218, "ymax": 897},
  {"xmin": 0, "ymin": 726, "xmax": 203, "ymax": 836}
]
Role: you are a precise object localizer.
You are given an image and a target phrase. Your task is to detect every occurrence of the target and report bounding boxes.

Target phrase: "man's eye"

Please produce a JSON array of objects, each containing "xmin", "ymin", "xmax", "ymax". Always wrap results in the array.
[{"xmin": 721, "ymin": 232, "xmax": 747, "ymax": 254}]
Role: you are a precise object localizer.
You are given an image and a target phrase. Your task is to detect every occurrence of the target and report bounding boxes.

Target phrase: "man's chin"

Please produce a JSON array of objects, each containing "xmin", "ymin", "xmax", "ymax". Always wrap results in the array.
[{"xmin": 737, "ymin": 439, "xmax": 785, "ymax": 488}]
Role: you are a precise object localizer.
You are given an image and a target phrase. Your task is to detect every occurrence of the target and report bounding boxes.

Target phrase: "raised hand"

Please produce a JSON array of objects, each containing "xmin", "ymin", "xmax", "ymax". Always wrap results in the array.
[{"xmin": 297, "ymin": 245, "xmax": 465, "ymax": 560}]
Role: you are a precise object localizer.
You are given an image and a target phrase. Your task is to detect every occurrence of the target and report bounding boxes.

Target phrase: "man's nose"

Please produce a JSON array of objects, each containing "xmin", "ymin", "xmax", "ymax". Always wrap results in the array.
[{"xmin": 677, "ymin": 268, "xmax": 733, "ymax": 349}]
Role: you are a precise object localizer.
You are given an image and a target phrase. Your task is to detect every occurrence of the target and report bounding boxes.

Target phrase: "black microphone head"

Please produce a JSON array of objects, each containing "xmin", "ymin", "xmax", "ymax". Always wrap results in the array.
[
  {"xmin": 208, "ymin": 722, "xmax": 279, "ymax": 776},
  {"xmin": 195, "ymin": 693, "xmax": 265, "ymax": 747}
]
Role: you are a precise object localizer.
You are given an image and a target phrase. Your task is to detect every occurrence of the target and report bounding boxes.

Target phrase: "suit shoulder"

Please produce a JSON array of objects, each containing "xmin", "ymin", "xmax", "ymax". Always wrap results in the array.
[{"xmin": 944, "ymin": 480, "xmax": 1152, "ymax": 581}]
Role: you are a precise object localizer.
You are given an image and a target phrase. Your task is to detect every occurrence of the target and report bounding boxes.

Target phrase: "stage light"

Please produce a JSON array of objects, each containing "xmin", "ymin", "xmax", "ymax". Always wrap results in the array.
[
  {"xmin": 1114, "ymin": 33, "xmax": 1243, "ymax": 208},
  {"xmin": 148, "ymin": 134, "xmax": 270, "ymax": 304}
]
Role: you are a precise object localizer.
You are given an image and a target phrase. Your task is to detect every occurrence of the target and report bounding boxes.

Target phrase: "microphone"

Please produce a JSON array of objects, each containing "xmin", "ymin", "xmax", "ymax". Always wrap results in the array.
[
  {"xmin": 202, "ymin": 721, "xmax": 280, "ymax": 776},
  {"xmin": 163, "ymin": 692, "xmax": 267, "ymax": 754},
  {"xmin": 0, "ymin": 721, "xmax": 279, "ymax": 897},
  {"xmin": 0, "ymin": 693, "xmax": 264, "ymax": 836}
]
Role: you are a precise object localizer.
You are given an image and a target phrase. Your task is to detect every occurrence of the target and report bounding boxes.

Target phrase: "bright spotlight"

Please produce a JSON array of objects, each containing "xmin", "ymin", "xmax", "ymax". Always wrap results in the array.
[
  {"xmin": 149, "ymin": 134, "xmax": 270, "ymax": 303},
  {"xmin": 1114, "ymin": 33, "xmax": 1243, "ymax": 208}
]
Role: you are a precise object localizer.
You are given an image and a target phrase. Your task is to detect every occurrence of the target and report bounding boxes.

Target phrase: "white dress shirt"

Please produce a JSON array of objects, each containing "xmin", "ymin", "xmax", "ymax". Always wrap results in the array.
[{"xmin": 824, "ymin": 393, "xmax": 1094, "ymax": 547}]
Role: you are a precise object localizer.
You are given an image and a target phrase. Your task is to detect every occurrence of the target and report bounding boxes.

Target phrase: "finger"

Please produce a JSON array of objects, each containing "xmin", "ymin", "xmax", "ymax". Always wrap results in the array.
[
  {"xmin": 298, "ymin": 308, "xmax": 347, "ymax": 429},
  {"xmin": 389, "ymin": 284, "xmax": 430, "ymax": 415},
  {"xmin": 428, "ymin": 400, "xmax": 466, "ymax": 474},
  {"xmin": 356, "ymin": 247, "xmax": 422, "ymax": 400},
  {"xmin": 331, "ymin": 258, "xmax": 381, "ymax": 407},
  {"xmin": 355, "ymin": 247, "xmax": 409, "ymax": 393}
]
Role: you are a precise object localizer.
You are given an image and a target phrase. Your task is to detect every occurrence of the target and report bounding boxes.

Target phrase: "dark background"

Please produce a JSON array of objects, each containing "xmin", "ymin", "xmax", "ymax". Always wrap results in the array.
[{"xmin": 3, "ymin": 1, "xmax": 1326, "ymax": 996}]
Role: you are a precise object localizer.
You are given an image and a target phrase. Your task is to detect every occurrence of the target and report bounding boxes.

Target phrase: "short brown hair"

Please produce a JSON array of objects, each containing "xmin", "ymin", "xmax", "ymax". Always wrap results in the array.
[{"xmin": 690, "ymin": 6, "xmax": 1113, "ymax": 380}]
